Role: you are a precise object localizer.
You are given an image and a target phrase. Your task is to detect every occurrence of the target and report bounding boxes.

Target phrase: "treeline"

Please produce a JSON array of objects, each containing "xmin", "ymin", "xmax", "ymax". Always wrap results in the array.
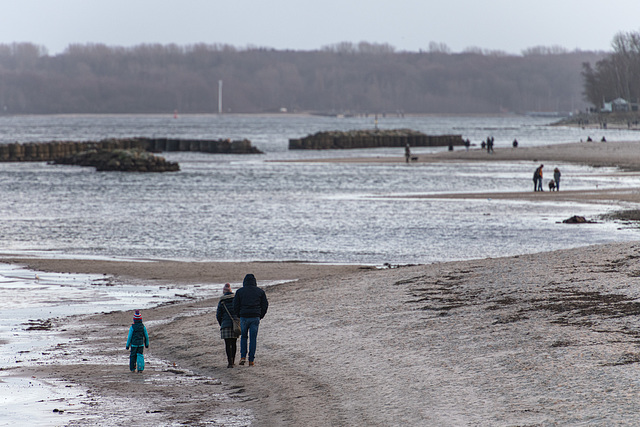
[
  {"xmin": 582, "ymin": 30, "xmax": 640, "ymax": 108},
  {"xmin": 0, "ymin": 42, "xmax": 606, "ymax": 114}
]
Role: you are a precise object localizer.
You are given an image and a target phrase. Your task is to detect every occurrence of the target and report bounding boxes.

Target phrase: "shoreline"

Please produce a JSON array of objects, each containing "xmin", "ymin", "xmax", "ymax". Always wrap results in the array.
[
  {"xmin": 383, "ymin": 187, "xmax": 640, "ymax": 205},
  {"xmin": 6, "ymin": 242, "xmax": 640, "ymax": 424},
  {"xmin": 0, "ymin": 257, "xmax": 369, "ymax": 286}
]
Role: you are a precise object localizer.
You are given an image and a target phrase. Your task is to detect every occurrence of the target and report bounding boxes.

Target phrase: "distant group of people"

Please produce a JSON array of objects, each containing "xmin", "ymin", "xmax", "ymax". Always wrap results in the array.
[
  {"xmin": 533, "ymin": 164, "xmax": 562, "ymax": 192},
  {"xmin": 125, "ymin": 273, "xmax": 269, "ymax": 371},
  {"xmin": 405, "ymin": 136, "xmax": 525, "ymax": 159},
  {"xmin": 479, "ymin": 136, "xmax": 519, "ymax": 152},
  {"xmin": 485, "ymin": 136, "xmax": 494, "ymax": 153},
  {"xmin": 483, "ymin": 136, "xmax": 520, "ymax": 151},
  {"xmin": 404, "ymin": 138, "xmax": 568, "ymax": 194},
  {"xmin": 583, "ymin": 136, "xmax": 607, "ymax": 143}
]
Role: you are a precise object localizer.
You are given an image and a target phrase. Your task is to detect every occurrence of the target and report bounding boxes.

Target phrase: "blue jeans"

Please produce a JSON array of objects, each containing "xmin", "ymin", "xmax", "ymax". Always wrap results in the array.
[
  {"xmin": 240, "ymin": 317, "xmax": 260, "ymax": 362},
  {"xmin": 536, "ymin": 178, "xmax": 543, "ymax": 191}
]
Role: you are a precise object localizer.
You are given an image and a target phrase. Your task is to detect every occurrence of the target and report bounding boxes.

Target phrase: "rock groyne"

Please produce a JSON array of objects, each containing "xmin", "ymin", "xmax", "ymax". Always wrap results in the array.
[
  {"xmin": 0, "ymin": 137, "xmax": 262, "ymax": 162},
  {"xmin": 288, "ymin": 129, "xmax": 463, "ymax": 150},
  {"xmin": 52, "ymin": 149, "xmax": 180, "ymax": 172}
]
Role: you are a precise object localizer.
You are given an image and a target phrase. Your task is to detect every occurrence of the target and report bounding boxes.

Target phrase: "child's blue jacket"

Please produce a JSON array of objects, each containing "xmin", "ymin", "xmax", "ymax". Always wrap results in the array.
[{"xmin": 126, "ymin": 320, "xmax": 149, "ymax": 348}]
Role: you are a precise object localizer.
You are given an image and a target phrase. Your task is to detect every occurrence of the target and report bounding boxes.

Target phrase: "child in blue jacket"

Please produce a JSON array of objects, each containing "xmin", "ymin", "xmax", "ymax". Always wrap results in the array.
[{"xmin": 126, "ymin": 310, "xmax": 149, "ymax": 372}]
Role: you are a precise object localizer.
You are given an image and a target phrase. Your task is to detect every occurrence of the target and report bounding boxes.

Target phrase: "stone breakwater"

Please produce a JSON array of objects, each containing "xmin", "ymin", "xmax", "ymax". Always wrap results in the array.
[
  {"xmin": 52, "ymin": 149, "xmax": 180, "ymax": 172},
  {"xmin": 288, "ymin": 129, "xmax": 464, "ymax": 150},
  {"xmin": 0, "ymin": 137, "xmax": 262, "ymax": 162}
]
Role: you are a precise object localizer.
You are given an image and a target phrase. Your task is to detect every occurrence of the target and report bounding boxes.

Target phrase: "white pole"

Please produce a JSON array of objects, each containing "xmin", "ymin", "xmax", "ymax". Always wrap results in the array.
[{"xmin": 218, "ymin": 80, "xmax": 223, "ymax": 114}]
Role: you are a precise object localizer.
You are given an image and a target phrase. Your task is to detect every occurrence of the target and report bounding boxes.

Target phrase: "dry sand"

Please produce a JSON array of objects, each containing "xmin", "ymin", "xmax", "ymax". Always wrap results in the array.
[{"xmin": 6, "ymin": 140, "xmax": 640, "ymax": 426}]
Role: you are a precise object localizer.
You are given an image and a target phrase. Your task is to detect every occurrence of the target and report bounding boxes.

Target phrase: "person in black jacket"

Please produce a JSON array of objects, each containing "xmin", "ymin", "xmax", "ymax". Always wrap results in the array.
[
  {"xmin": 233, "ymin": 273, "xmax": 268, "ymax": 366},
  {"xmin": 216, "ymin": 283, "xmax": 240, "ymax": 368}
]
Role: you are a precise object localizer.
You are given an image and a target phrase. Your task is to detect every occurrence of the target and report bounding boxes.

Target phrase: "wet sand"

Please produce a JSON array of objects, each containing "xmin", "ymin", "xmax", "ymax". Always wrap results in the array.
[
  {"xmin": 6, "ymin": 140, "xmax": 640, "ymax": 425},
  {"xmin": 389, "ymin": 188, "xmax": 640, "ymax": 205}
]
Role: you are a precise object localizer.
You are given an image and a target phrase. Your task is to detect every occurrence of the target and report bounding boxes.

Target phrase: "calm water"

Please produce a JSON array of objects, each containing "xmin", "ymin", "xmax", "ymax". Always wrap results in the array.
[{"xmin": 0, "ymin": 113, "xmax": 639, "ymax": 264}]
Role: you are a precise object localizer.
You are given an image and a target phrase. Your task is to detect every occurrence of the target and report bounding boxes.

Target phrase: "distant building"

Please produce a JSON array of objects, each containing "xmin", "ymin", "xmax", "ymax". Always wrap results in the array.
[{"xmin": 602, "ymin": 97, "xmax": 630, "ymax": 112}]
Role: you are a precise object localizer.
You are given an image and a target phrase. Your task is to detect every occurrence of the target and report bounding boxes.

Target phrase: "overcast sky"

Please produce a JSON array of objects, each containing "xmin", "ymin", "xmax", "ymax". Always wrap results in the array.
[{"xmin": 2, "ymin": 0, "xmax": 639, "ymax": 55}]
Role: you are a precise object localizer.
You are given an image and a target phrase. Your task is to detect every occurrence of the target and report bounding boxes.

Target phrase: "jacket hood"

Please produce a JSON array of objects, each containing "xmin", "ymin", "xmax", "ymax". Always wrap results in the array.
[{"xmin": 243, "ymin": 274, "xmax": 257, "ymax": 287}]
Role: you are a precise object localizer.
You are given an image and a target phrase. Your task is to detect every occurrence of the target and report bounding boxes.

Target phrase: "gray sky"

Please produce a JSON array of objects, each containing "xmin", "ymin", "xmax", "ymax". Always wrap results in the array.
[{"xmin": 2, "ymin": 0, "xmax": 639, "ymax": 55}]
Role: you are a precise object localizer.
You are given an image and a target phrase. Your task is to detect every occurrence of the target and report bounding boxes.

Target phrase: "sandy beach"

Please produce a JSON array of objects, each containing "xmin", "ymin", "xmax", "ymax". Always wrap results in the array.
[
  {"xmin": 5, "ymin": 140, "xmax": 640, "ymax": 425},
  {"xmin": 7, "ymin": 245, "xmax": 640, "ymax": 426}
]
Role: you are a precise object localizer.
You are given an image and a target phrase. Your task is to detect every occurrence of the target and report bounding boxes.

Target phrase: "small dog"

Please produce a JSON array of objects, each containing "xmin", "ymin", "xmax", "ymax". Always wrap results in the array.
[{"xmin": 548, "ymin": 180, "xmax": 556, "ymax": 191}]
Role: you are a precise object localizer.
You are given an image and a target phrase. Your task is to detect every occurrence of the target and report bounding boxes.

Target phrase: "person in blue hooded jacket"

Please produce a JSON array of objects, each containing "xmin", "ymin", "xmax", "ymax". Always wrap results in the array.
[
  {"xmin": 233, "ymin": 273, "xmax": 268, "ymax": 366},
  {"xmin": 126, "ymin": 309, "xmax": 149, "ymax": 372}
]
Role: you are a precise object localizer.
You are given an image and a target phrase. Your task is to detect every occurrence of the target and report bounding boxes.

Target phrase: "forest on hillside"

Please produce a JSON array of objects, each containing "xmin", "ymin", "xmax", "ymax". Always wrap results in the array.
[{"xmin": 0, "ymin": 42, "xmax": 606, "ymax": 115}]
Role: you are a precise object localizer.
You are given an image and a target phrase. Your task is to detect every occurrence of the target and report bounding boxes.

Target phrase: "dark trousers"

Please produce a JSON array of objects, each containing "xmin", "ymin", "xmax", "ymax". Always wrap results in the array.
[
  {"xmin": 225, "ymin": 338, "xmax": 237, "ymax": 365},
  {"xmin": 129, "ymin": 346, "xmax": 144, "ymax": 371}
]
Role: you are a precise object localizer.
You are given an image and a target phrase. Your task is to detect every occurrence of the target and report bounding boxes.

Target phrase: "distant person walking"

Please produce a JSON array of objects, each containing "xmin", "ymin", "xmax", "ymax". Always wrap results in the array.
[
  {"xmin": 553, "ymin": 167, "xmax": 561, "ymax": 191},
  {"xmin": 487, "ymin": 136, "xmax": 494, "ymax": 153},
  {"xmin": 405, "ymin": 143, "xmax": 411, "ymax": 163},
  {"xmin": 233, "ymin": 274, "xmax": 269, "ymax": 366},
  {"xmin": 533, "ymin": 164, "xmax": 544, "ymax": 191},
  {"xmin": 126, "ymin": 310, "xmax": 149, "ymax": 372},
  {"xmin": 217, "ymin": 283, "xmax": 240, "ymax": 368}
]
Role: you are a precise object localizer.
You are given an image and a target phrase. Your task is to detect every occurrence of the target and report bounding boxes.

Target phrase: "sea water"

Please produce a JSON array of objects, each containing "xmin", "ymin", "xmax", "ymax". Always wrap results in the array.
[
  {"xmin": 0, "ymin": 114, "xmax": 639, "ymax": 264},
  {"xmin": 1, "ymin": 113, "xmax": 640, "ymax": 424}
]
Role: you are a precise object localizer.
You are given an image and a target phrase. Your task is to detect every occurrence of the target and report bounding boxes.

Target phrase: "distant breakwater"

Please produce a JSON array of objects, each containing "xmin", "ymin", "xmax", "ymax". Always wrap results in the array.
[
  {"xmin": 288, "ymin": 129, "xmax": 464, "ymax": 150},
  {"xmin": 0, "ymin": 137, "xmax": 262, "ymax": 162}
]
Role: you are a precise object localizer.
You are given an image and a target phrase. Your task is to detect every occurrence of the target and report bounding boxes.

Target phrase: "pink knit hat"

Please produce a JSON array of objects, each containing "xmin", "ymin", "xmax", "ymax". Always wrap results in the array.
[{"xmin": 223, "ymin": 283, "xmax": 232, "ymax": 293}]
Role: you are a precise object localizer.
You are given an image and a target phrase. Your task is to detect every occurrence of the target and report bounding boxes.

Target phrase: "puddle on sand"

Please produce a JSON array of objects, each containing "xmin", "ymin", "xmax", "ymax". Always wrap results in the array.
[
  {"xmin": 0, "ymin": 263, "xmax": 226, "ymax": 367},
  {"xmin": 0, "ymin": 262, "xmax": 245, "ymax": 425},
  {"xmin": 0, "ymin": 376, "xmax": 85, "ymax": 427}
]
